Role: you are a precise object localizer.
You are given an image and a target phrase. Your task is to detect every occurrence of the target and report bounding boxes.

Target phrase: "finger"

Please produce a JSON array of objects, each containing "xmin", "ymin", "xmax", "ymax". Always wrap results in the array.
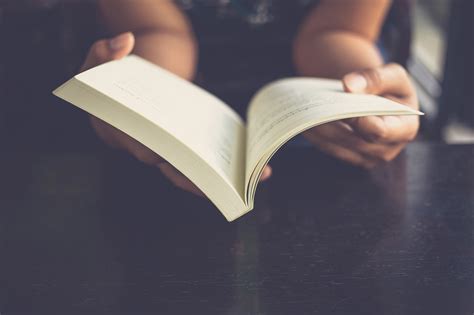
[
  {"xmin": 346, "ymin": 114, "xmax": 419, "ymax": 144},
  {"xmin": 312, "ymin": 121, "xmax": 401, "ymax": 161},
  {"xmin": 120, "ymin": 136, "xmax": 165, "ymax": 166},
  {"xmin": 345, "ymin": 115, "xmax": 387, "ymax": 143},
  {"xmin": 90, "ymin": 116, "xmax": 123, "ymax": 148},
  {"xmin": 259, "ymin": 165, "xmax": 272, "ymax": 182},
  {"xmin": 343, "ymin": 63, "xmax": 416, "ymax": 104},
  {"xmin": 92, "ymin": 117, "xmax": 203, "ymax": 196},
  {"xmin": 315, "ymin": 139, "xmax": 377, "ymax": 169},
  {"xmin": 91, "ymin": 117, "xmax": 165, "ymax": 165},
  {"xmin": 311, "ymin": 122, "xmax": 403, "ymax": 163},
  {"xmin": 158, "ymin": 163, "xmax": 205, "ymax": 197},
  {"xmin": 81, "ymin": 32, "xmax": 135, "ymax": 71},
  {"xmin": 304, "ymin": 131, "xmax": 378, "ymax": 169}
]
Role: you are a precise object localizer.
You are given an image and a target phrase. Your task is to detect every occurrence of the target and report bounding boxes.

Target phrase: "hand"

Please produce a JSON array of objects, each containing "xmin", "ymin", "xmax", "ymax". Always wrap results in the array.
[
  {"xmin": 81, "ymin": 33, "xmax": 271, "ymax": 195},
  {"xmin": 82, "ymin": 32, "xmax": 206, "ymax": 195},
  {"xmin": 304, "ymin": 63, "xmax": 419, "ymax": 169}
]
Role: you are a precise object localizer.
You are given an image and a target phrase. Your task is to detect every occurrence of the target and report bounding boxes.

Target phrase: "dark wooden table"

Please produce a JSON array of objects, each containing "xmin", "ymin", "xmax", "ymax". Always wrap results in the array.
[{"xmin": 0, "ymin": 143, "xmax": 473, "ymax": 314}]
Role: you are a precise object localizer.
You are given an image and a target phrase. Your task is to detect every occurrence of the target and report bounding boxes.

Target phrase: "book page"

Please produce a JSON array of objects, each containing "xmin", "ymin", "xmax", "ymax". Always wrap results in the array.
[
  {"xmin": 245, "ymin": 78, "xmax": 422, "ymax": 202},
  {"xmin": 77, "ymin": 56, "xmax": 245, "ymax": 195},
  {"xmin": 54, "ymin": 56, "xmax": 249, "ymax": 221}
]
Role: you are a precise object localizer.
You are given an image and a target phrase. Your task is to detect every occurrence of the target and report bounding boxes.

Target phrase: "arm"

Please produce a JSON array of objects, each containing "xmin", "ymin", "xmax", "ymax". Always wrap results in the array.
[
  {"xmin": 293, "ymin": 0, "xmax": 388, "ymax": 78},
  {"xmin": 293, "ymin": 0, "xmax": 419, "ymax": 168},
  {"xmin": 80, "ymin": 0, "xmax": 270, "ymax": 194},
  {"xmin": 81, "ymin": 0, "xmax": 203, "ymax": 195},
  {"xmin": 98, "ymin": 0, "xmax": 197, "ymax": 80}
]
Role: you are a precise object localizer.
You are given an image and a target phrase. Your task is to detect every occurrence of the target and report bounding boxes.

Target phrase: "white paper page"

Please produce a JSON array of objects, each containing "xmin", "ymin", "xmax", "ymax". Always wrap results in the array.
[
  {"xmin": 76, "ymin": 56, "xmax": 246, "ymax": 196},
  {"xmin": 246, "ymin": 78, "xmax": 421, "ymax": 190}
]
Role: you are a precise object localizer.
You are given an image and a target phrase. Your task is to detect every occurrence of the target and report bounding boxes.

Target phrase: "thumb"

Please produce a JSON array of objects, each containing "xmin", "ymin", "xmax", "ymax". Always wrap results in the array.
[
  {"xmin": 345, "ymin": 116, "xmax": 388, "ymax": 143},
  {"xmin": 81, "ymin": 32, "xmax": 135, "ymax": 71},
  {"xmin": 342, "ymin": 63, "xmax": 413, "ymax": 98}
]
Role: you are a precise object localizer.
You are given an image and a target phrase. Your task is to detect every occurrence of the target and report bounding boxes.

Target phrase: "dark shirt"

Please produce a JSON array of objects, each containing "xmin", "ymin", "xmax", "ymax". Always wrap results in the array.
[
  {"xmin": 174, "ymin": 0, "xmax": 320, "ymax": 113},
  {"xmin": 0, "ymin": 0, "xmax": 320, "ymax": 148},
  {"xmin": 176, "ymin": 0, "xmax": 319, "ymax": 81}
]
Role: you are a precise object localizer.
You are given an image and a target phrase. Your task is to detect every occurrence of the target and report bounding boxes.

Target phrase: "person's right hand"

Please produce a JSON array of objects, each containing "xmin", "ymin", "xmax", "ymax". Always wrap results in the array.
[
  {"xmin": 81, "ymin": 32, "xmax": 272, "ymax": 196},
  {"xmin": 303, "ymin": 64, "xmax": 419, "ymax": 169}
]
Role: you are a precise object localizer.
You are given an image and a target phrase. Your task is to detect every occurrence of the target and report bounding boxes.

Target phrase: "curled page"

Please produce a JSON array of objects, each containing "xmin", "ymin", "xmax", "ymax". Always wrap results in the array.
[
  {"xmin": 54, "ymin": 56, "xmax": 248, "ymax": 221},
  {"xmin": 245, "ymin": 78, "xmax": 422, "ymax": 204}
]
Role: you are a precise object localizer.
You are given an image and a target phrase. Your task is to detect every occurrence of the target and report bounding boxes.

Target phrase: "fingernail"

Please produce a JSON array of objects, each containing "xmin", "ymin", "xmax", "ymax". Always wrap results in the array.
[
  {"xmin": 108, "ymin": 33, "xmax": 131, "ymax": 51},
  {"xmin": 344, "ymin": 73, "xmax": 367, "ymax": 92}
]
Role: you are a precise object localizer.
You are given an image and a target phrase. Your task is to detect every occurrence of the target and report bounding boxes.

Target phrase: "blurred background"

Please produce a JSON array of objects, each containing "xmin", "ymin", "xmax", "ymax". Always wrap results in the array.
[
  {"xmin": 410, "ymin": 0, "xmax": 473, "ymax": 143},
  {"xmin": 0, "ymin": 0, "xmax": 472, "ymax": 148}
]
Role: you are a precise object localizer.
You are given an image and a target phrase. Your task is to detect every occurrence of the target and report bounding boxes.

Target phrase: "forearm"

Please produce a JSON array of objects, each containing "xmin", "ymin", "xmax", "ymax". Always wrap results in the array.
[
  {"xmin": 293, "ymin": 31, "xmax": 383, "ymax": 79},
  {"xmin": 98, "ymin": 0, "xmax": 197, "ymax": 80},
  {"xmin": 292, "ymin": 0, "xmax": 390, "ymax": 79},
  {"xmin": 132, "ymin": 30, "xmax": 197, "ymax": 80}
]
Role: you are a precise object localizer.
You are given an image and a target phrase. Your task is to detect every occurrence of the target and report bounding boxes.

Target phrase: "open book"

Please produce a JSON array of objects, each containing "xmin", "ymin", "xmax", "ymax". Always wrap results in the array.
[{"xmin": 54, "ymin": 55, "xmax": 421, "ymax": 221}]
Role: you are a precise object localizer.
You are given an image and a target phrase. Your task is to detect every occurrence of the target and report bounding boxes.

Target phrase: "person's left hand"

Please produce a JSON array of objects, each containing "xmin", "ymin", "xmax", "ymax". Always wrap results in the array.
[{"xmin": 304, "ymin": 63, "xmax": 419, "ymax": 169}]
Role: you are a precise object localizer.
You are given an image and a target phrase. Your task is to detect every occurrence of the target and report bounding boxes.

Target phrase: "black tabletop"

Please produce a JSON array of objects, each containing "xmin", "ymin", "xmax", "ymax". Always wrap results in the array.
[{"xmin": 0, "ymin": 142, "xmax": 473, "ymax": 314}]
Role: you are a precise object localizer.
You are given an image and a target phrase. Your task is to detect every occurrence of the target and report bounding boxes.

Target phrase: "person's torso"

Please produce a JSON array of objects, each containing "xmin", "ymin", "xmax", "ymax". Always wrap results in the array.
[{"xmin": 0, "ymin": 0, "xmax": 318, "ymax": 148}]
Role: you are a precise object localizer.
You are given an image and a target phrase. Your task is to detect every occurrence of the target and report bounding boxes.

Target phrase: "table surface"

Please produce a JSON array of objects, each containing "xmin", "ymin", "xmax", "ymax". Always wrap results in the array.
[{"xmin": 0, "ymin": 142, "xmax": 473, "ymax": 314}]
